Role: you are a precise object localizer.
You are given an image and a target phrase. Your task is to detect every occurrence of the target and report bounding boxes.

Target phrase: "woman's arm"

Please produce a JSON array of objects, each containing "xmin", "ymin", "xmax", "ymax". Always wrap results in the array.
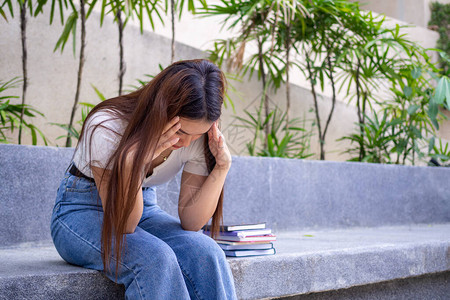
[
  {"xmin": 178, "ymin": 165, "xmax": 230, "ymax": 231},
  {"xmin": 178, "ymin": 121, "xmax": 232, "ymax": 231},
  {"xmin": 92, "ymin": 157, "xmax": 144, "ymax": 234}
]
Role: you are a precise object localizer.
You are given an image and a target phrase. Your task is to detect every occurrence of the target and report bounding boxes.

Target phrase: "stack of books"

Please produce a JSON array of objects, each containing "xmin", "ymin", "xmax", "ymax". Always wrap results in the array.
[{"xmin": 202, "ymin": 223, "xmax": 276, "ymax": 257}]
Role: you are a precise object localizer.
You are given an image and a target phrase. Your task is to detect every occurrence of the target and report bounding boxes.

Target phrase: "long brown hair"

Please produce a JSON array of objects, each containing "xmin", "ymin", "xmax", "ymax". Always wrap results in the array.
[{"xmin": 75, "ymin": 59, "xmax": 226, "ymax": 278}]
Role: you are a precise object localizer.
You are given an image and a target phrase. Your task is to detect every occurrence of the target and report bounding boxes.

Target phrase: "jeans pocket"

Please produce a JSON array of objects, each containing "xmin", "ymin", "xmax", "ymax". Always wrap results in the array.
[
  {"xmin": 65, "ymin": 186, "xmax": 97, "ymax": 193},
  {"xmin": 65, "ymin": 175, "xmax": 97, "ymax": 193}
]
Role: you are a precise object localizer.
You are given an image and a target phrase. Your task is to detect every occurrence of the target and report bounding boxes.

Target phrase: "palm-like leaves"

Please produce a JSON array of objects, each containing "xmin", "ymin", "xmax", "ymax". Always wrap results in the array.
[
  {"xmin": 0, "ymin": 78, "xmax": 47, "ymax": 145},
  {"xmin": 338, "ymin": 111, "xmax": 402, "ymax": 163}
]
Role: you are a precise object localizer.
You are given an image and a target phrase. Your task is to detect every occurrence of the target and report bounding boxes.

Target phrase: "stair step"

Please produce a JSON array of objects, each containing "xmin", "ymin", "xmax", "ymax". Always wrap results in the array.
[{"xmin": 1, "ymin": 223, "xmax": 449, "ymax": 299}]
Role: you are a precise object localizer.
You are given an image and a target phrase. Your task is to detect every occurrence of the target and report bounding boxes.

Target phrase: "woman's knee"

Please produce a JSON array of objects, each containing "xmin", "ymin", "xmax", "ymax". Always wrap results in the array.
[
  {"xmin": 186, "ymin": 232, "xmax": 228, "ymax": 263},
  {"xmin": 123, "ymin": 228, "xmax": 181, "ymax": 270}
]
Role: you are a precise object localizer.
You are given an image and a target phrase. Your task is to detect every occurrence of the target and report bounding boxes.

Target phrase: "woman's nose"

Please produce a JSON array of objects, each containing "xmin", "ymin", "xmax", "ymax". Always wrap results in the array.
[{"xmin": 180, "ymin": 136, "xmax": 192, "ymax": 147}]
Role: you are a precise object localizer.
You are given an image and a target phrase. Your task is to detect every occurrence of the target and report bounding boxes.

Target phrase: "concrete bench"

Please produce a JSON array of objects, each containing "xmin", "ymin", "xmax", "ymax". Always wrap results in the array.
[{"xmin": 1, "ymin": 144, "xmax": 449, "ymax": 299}]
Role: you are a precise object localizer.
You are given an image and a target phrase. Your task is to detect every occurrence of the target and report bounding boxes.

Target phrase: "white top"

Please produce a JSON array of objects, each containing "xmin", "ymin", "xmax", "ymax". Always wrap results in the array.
[{"xmin": 73, "ymin": 110, "xmax": 209, "ymax": 187}]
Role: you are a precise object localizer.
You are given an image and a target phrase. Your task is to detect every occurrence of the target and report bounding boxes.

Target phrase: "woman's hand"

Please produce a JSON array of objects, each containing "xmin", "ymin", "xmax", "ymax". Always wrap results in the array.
[
  {"xmin": 208, "ymin": 121, "xmax": 231, "ymax": 170},
  {"xmin": 151, "ymin": 116, "xmax": 180, "ymax": 161}
]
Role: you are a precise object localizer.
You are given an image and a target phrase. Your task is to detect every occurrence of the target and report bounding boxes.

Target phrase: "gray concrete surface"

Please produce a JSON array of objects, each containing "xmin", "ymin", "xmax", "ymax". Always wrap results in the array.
[
  {"xmin": 1, "ymin": 223, "xmax": 449, "ymax": 299},
  {"xmin": 275, "ymin": 271, "xmax": 450, "ymax": 300}
]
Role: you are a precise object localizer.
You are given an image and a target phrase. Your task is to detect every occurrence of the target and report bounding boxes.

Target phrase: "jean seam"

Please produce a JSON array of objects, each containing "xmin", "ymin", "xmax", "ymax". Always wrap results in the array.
[
  {"xmin": 55, "ymin": 218, "xmax": 145, "ymax": 300},
  {"xmin": 177, "ymin": 259, "xmax": 203, "ymax": 300}
]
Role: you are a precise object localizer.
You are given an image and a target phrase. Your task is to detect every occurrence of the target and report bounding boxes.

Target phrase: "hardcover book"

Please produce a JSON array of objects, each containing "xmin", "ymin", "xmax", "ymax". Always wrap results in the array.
[
  {"xmin": 202, "ymin": 223, "xmax": 266, "ymax": 232},
  {"xmin": 214, "ymin": 240, "xmax": 270, "ymax": 245},
  {"xmin": 203, "ymin": 228, "xmax": 272, "ymax": 237},
  {"xmin": 218, "ymin": 242, "xmax": 274, "ymax": 251},
  {"xmin": 223, "ymin": 248, "xmax": 276, "ymax": 257},
  {"xmin": 210, "ymin": 234, "xmax": 277, "ymax": 242}
]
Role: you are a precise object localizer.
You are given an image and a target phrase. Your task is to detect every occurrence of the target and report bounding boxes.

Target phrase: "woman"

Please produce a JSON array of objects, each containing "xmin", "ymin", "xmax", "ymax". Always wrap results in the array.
[{"xmin": 50, "ymin": 59, "xmax": 238, "ymax": 299}]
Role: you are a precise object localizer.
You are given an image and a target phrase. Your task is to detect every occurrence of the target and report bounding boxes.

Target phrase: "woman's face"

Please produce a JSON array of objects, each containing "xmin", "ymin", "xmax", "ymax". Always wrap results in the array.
[{"xmin": 171, "ymin": 118, "xmax": 214, "ymax": 149}]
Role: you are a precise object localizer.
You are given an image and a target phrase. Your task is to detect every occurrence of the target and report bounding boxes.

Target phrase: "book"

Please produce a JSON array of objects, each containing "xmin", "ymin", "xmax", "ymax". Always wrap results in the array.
[
  {"xmin": 218, "ymin": 242, "xmax": 273, "ymax": 251},
  {"xmin": 223, "ymin": 248, "xmax": 276, "ymax": 257},
  {"xmin": 215, "ymin": 240, "xmax": 270, "ymax": 246},
  {"xmin": 203, "ymin": 228, "xmax": 272, "ymax": 237},
  {"xmin": 202, "ymin": 223, "xmax": 266, "ymax": 232},
  {"xmin": 211, "ymin": 234, "xmax": 277, "ymax": 242}
]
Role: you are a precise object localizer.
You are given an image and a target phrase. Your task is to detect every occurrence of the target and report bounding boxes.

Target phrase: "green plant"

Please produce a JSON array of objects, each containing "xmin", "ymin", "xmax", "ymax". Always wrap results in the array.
[
  {"xmin": 202, "ymin": 0, "xmax": 294, "ymax": 147},
  {"xmin": 51, "ymin": 84, "xmax": 105, "ymax": 146},
  {"xmin": 86, "ymin": 0, "xmax": 174, "ymax": 95},
  {"xmin": 1, "ymin": 0, "xmax": 49, "ymax": 144},
  {"xmin": 234, "ymin": 96, "xmax": 314, "ymax": 159},
  {"xmin": 428, "ymin": 1, "xmax": 450, "ymax": 75},
  {"xmin": 169, "ymin": 0, "xmax": 208, "ymax": 62},
  {"xmin": 337, "ymin": 111, "xmax": 402, "ymax": 163},
  {"xmin": 428, "ymin": 137, "xmax": 450, "ymax": 167},
  {"xmin": 0, "ymin": 77, "xmax": 47, "ymax": 145},
  {"xmin": 339, "ymin": 62, "xmax": 449, "ymax": 166}
]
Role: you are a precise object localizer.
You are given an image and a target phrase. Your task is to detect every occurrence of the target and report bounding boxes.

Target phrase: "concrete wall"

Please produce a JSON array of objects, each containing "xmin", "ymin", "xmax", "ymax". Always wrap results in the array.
[
  {"xmin": 1, "ymin": 2, "xmax": 448, "ymax": 163},
  {"xmin": 350, "ymin": 0, "xmax": 450, "ymax": 28}
]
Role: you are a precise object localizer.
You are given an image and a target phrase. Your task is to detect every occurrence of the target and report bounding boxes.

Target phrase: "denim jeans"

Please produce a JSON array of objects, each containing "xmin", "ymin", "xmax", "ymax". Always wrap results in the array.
[{"xmin": 50, "ymin": 165, "xmax": 238, "ymax": 300}]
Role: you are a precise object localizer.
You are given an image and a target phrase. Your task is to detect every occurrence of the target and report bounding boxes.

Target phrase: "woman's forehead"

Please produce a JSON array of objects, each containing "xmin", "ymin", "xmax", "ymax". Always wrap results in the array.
[{"xmin": 179, "ymin": 118, "xmax": 214, "ymax": 135}]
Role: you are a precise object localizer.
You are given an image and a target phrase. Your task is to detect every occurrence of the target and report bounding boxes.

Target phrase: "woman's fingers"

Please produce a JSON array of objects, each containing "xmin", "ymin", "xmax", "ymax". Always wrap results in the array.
[
  {"xmin": 160, "ymin": 136, "xmax": 180, "ymax": 151},
  {"xmin": 162, "ymin": 116, "xmax": 180, "ymax": 135},
  {"xmin": 213, "ymin": 121, "xmax": 220, "ymax": 141},
  {"xmin": 161, "ymin": 121, "xmax": 181, "ymax": 141},
  {"xmin": 154, "ymin": 136, "xmax": 179, "ymax": 159},
  {"xmin": 219, "ymin": 135, "xmax": 225, "ymax": 148},
  {"xmin": 152, "ymin": 117, "xmax": 180, "ymax": 160}
]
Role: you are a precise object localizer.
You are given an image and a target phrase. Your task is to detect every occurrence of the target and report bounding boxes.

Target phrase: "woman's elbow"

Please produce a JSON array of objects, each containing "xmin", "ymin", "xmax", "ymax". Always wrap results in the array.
[
  {"xmin": 124, "ymin": 225, "xmax": 137, "ymax": 234},
  {"xmin": 180, "ymin": 220, "xmax": 203, "ymax": 232}
]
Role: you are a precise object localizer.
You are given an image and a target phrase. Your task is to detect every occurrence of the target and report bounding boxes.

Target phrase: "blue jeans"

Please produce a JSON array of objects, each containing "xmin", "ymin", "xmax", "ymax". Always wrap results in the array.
[{"xmin": 50, "ymin": 165, "xmax": 237, "ymax": 300}]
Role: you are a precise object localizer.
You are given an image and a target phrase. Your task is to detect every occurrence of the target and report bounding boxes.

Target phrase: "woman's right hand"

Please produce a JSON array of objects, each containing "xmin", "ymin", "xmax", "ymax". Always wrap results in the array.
[{"xmin": 152, "ymin": 116, "xmax": 181, "ymax": 160}]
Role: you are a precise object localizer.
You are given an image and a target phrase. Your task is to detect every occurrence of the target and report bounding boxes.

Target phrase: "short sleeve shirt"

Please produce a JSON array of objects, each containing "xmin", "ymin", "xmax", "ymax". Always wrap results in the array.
[{"xmin": 72, "ymin": 110, "xmax": 210, "ymax": 187}]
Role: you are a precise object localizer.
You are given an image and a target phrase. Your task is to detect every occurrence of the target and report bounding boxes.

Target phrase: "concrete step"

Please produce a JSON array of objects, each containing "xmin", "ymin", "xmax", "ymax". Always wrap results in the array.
[
  {"xmin": 1, "ymin": 223, "xmax": 449, "ymax": 300},
  {"xmin": 274, "ymin": 271, "xmax": 450, "ymax": 300}
]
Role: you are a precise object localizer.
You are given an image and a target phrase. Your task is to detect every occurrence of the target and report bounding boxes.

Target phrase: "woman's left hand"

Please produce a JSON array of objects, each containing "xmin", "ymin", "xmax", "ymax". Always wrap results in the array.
[{"xmin": 208, "ymin": 121, "xmax": 231, "ymax": 170}]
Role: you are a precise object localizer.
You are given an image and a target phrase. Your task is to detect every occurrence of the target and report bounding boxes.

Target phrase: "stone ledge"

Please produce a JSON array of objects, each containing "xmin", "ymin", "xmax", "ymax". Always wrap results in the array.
[{"xmin": 1, "ymin": 223, "xmax": 449, "ymax": 300}]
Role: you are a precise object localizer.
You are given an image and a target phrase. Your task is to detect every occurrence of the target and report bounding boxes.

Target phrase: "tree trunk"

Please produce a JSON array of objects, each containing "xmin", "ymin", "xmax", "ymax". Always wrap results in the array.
[
  {"xmin": 171, "ymin": 0, "xmax": 175, "ymax": 63},
  {"xmin": 117, "ymin": 7, "xmax": 125, "ymax": 96},
  {"xmin": 305, "ymin": 51, "xmax": 323, "ymax": 159},
  {"xmin": 257, "ymin": 36, "xmax": 269, "ymax": 148},
  {"xmin": 18, "ymin": 1, "xmax": 27, "ymax": 144},
  {"xmin": 65, "ymin": 0, "xmax": 86, "ymax": 147},
  {"xmin": 355, "ymin": 59, "xmax": 365, "ymax": 161},
  {"xmin": 285, "ymin": 23, "xmax": 291, "ymax": 128},
  {"xmin": 320, "ymin": 54, "xmax": 337, "ymax": 160}
]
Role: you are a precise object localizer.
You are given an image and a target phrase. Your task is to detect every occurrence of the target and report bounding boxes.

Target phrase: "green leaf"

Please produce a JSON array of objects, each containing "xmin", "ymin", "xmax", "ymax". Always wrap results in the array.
[
  {"xmin": 411, "ymin": 67, "xmax": 421, "ymax": 79},
  {"xmin": 403, "ymin": 86, "xmax": 412, "ymax": 98},
  {"xmin": 0, "ymin": 7, "xmax": 7, "ymax": 21},
  {"xmin": 91, "ymin": 84, "xmax": 106, "ymax": 101},
  {"xmin": 429, "ymin": 137, "xmax": 435, "ymax": 153},
  {"xmin": 434, "ymin": 76, "xmax": 450, "ymax": 106},
  {"xmin": 30, "ymin": 125, "xmax": 37, "ymax": 145},
  {"xmin": 427, "ymin": 101, "xmax": 439, "ymax": 130},
  {"xmin": 407, "ymin": 104, "xmax": 420, "ymax": 115},
  {"xmin": 54, "ymin": 11, "xmax": 78, "ymax": 53},
  {"xmin": 267, "ymin": 134, "xmax": 275, "ymax": 156},
  {"xmin": 410, "ymin": 126, "xmax": 422, "ymax": 138}
]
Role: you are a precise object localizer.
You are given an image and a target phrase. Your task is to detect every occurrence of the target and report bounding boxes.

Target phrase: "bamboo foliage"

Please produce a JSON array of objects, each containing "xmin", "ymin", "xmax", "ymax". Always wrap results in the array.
[
  {"xmin": 203, "ymin": 0, "xmax": 449, "ymax": 163},
  {"xmin": 1, "ymin": 0, "xmax": 40, "ymax": 144}
]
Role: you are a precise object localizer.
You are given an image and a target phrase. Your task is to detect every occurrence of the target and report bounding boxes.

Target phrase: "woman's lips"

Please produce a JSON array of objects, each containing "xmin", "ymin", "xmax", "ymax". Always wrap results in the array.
[{"xmin": 172, "ymin": 145, "xmax": 181, "ymax": 149}]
